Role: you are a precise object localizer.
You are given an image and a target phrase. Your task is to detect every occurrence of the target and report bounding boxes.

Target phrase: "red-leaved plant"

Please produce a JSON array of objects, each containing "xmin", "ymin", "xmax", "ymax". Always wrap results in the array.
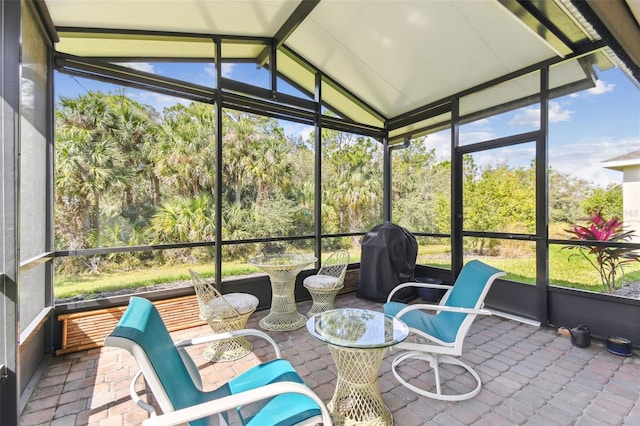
[{"xmin": 564, "ymin": 207, "xmax": 639, "ymax": 294}]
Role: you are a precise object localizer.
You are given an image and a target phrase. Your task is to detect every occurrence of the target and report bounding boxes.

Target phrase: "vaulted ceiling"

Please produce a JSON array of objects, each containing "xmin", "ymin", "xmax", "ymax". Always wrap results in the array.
[{"xmin": 41, "ymin": 0, "xmax": 640, "ymax": 140}]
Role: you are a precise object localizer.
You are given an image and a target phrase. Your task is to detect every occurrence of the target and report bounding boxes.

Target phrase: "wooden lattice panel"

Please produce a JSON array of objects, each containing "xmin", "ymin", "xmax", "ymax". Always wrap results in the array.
[
  {"xmin": 56, "ymin": 270, "xmax": 360, "ymax": 356},
  {"xmin": 56, "ymin": 295, "xmax": 205, "ymax": 355},
  {"xmin": 339, "ymin": 268, "xmax": 359, "ymax": 294}
]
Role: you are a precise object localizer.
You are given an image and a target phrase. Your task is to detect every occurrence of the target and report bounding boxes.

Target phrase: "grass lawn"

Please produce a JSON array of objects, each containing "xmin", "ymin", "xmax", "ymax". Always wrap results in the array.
[
  {"xmin": 54, "ymin": 245, "xmax": 640, "ymax": 300},
  {"xmin": 418, "ymin": 243, "xmax": 640, "ymax": 292},
  {"xmin": 54, "ymin": 262, "xmax": 253, "ymax": 300}
]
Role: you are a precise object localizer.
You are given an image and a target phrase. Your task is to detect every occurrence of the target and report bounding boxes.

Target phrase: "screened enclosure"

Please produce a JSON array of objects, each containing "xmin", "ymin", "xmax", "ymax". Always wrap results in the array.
[{"xmin": 2, "ymin": 1, "xmax": 640, "ymax": 423}]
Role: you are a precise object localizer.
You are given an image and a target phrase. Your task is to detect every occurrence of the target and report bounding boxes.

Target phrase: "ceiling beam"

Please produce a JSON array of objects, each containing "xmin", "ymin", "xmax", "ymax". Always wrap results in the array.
[{"xmin": 256, "ymin": 0, "xmax": 320, "ymax": 67}]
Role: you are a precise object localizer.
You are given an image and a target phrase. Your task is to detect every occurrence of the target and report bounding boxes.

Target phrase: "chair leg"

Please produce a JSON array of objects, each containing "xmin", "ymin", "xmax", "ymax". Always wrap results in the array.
[
  {"xmin": 391, "ymin": 350, "xmax": 482, "ymax": 401},
  {"xmin": 205, "ymin": 312, "xmax": 254, "ymax": 362},
  {"xmin": 305, "ymin": 287, "xmax": 342, "ymax": 316},
  {"xmin": 204, "ymin": 335, "xmax": 253, "ymax": 363},
  {"xmin": 431, "ymin": 354, "xmax": 443, "ymax": 397}
]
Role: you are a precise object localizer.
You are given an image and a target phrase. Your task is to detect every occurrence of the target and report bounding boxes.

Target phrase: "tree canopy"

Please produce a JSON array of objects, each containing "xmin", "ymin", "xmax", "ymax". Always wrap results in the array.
[{"xmin": 54, "ymin": 91, "xmax": 622, "ymax": 274}]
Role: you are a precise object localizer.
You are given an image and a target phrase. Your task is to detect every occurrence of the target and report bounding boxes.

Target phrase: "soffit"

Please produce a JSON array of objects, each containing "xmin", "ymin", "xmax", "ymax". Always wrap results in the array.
[{"xmin": 586, "ymin": 0, "xmax": 640, "ymax": 73}]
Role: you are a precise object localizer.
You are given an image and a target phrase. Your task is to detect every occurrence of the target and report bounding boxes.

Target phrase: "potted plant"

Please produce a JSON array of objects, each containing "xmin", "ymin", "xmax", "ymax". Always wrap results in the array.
[{"xmin": 564, "ymin": 207, "xmax": 639, "ymax": 294}]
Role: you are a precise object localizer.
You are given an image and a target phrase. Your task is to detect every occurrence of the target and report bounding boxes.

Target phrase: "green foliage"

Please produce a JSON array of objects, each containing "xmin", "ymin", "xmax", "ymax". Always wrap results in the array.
[
  {"xmin": 53, "ymin": 91, "xmax": 633, "ymax": 302},
  {"xmin": 150, "ymin": 194, "xmax": 216, "ymax": 243},
  {"xmin": 321, "ymin": 129, "xmax": 383, "ymax": 235},
  {"xmin": 55, "ymin": 92, "xmax": 158, "ymax": 252},
  {"xmin": 152, "ymin": 102, "xmax": 217, "ymax": 198},
  {"xmin": 549, "ymin": 168, "xmax": 589, "ymax": 223},
  {"xmin": 563, "ymin": 207, "xmax": 640, "ymax": 293},
  {"xmin": 253, "ymin": 192, "xmax": 297, "ymax": 237},
  {"xmin": 392, "ymin": 138, "xmax": 450, "ymax": 233},
  {"xmin": 580, "ymin": 184, "xmax": 623, "ymax": 218},
  {"xmin": 463, "ymin": 159, "xmax": 536, "ymax": 254}
]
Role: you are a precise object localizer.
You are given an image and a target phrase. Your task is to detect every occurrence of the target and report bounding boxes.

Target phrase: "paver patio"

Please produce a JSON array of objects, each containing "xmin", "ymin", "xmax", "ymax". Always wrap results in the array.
[{"xmin": 21, "ymin": 292, "xmax": 640, "ymax": 425}]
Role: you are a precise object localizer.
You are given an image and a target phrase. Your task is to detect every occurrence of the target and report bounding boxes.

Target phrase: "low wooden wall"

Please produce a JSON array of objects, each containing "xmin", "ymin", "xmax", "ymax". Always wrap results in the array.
[
  {"xmin": 55, "ymin": 269, "xmax": 360, "ymax": 356},
  {"xmin": 55, "ymin": 295, "xmax": 205, "ymax": 355}
]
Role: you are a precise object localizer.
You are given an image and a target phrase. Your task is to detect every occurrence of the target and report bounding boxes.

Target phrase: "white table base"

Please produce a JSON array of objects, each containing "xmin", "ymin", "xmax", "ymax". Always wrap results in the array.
[
  {"xmin": 327, "ymin": 345, "xmax": 392, "ymax": 425},
  {"xmin": 259, "ymin": 278, "xmax": 307, "ymax": 331}
]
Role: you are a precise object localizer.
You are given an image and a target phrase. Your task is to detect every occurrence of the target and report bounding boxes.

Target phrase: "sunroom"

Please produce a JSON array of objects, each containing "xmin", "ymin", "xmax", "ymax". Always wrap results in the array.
[{"xmin": 2, "ymin": 0, "xmax": 640, "ymax": 424}]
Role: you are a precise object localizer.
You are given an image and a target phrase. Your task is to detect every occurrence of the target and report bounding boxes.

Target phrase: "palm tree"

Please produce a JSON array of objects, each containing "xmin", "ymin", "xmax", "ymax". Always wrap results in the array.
[
  {"xmin": 150, "ymin": 194, "xmax": 216, "ymax": 243},
  {"xmin": 106, "ymin": 94, "xmax": 159, "ymax": 212},
  {"xmin": 322, "ymin": 130, "xmax": 383, "ymax": 240},
  {"xmin": 152, "ymin": 102, "xmax": 216, "ymax": 198},
  {"xmin": 55, "ymin": 93, "xmax": 133, "ymax": 251},
  {"xmin": 222, "ymin": 110, "xmax": 260, "ymax": 207},
  {"xmin": 248, "ymin": 117, "xmax": 293, "ymax": 202}
]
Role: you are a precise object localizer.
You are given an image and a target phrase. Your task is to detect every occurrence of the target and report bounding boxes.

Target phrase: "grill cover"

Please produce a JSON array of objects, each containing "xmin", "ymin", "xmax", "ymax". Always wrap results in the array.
[{"xmin": 357, "ymin": 222, "xmax": 418, "ymax": 303}]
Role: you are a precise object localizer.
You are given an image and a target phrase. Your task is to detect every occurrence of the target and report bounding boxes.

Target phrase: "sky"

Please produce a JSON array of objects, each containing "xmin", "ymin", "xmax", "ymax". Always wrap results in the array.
[
  {"xmin": 413, "ymin": 67, "xmax": 640, "ymax": 186},
  {"xmin": 55, "ymin": 61, "xmax": 640, "ymax": 187}
]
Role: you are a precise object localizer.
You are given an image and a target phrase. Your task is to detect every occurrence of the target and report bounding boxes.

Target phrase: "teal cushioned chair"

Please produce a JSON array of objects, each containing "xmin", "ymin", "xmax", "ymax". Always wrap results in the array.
[
  {"xmin": 105, "ymin": 296, "xmax": 331, "ymax": 426},
  {"xmin": 384, "ymin": 260, "xmax": 506, "ymax": 401}
]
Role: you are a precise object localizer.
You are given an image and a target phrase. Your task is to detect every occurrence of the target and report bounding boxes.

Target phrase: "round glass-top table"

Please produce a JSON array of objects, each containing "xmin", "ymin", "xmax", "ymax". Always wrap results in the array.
[
  {"xmin": 248, "ymin": 253, "xmax": 317, "ymax": 331},
  {"xmin": 307, "ymin": 308, "xmax": 409, "ymax": 425}
]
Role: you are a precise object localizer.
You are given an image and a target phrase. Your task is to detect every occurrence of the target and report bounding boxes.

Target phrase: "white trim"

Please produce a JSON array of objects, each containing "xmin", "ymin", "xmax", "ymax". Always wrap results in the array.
[{"xmin": 488, "ymin": 309, "xmax": 540, "ymax": 327}]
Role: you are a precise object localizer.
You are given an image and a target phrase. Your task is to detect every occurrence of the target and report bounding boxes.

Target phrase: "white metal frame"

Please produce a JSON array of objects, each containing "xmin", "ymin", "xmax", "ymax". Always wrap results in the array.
[
  {"xmin": 386, "ymin": 267, "xmax": 506, "ymax": 401},
  {"xmin": 105, "ymin": 329, "xmax": 332, "ymax": 425}
]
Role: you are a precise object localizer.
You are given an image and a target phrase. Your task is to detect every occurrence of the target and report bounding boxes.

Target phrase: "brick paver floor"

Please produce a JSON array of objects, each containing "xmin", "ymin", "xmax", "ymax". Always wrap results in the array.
[{"xmin": 21, "ymin": 292, "xmax": 640, "ymax": 425}]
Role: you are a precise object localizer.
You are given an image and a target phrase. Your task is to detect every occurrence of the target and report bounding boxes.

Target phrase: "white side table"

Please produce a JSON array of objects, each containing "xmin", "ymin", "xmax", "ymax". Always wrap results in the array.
[
  {"xmin": 248, "ymin": 254, "xmax": 316, "ymax": 331},
  {"xmin": 307, "ymin": 308, "xmax": 409, "ymax": 425}
]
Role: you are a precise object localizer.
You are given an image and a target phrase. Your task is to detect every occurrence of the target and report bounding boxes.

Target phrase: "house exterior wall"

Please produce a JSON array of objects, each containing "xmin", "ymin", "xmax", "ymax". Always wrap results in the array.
[{"xmin": 623, "ymin": 165, "xmax": 640, "ymax": 243}]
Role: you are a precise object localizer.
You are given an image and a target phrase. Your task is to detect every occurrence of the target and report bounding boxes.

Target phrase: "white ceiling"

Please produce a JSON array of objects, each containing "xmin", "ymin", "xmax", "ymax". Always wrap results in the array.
[
  {"xmin": 627, "ymin": 0, "xmax": 640, "ymax": 24},
  {"xmin": 47, "ymin": 0, "xmax": 301, "ymax": 36},
  {"xmin": 287, "ymin": 0, "xmax": 558, "ymax": 118},
  {"xmin": 44, "ymin": 0, "xmax": 638, "ymax": 127}
]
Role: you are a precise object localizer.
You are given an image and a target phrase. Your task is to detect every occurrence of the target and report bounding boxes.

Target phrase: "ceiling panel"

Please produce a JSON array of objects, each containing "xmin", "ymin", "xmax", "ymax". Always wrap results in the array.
[
  {"xmin": 56, "ymin": 33, "xmax": 216, "ymax": 59},
  {"xmin": 286, "ymin": 1, "xmax": 560, "ymax": 119},
  {"xmin": 46, "ymin": 0, "xmax": 301, "ymax": 37}
]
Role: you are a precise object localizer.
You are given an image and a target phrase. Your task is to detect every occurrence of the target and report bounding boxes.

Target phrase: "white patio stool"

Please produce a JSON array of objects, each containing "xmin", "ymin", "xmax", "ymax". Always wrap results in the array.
[
  {"xmin": 303, "ymin": 275, "xmax": 344, "ymax": 316},
  {"xmin": 303, "ymin": 250, "xmax": 349, "ymax": 316},
  {"xmin": 201, "ymin": 292, "xmax": 259, "ymax": 362},
  {"xmin": 190, "ymin": 270, "xmax": 259, "ymax": 362}
]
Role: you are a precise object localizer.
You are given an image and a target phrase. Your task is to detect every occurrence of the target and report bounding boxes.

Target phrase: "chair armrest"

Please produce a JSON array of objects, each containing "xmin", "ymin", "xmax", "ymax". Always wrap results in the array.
[
  {"xmin": 141, "ymin": 381, "xmax": 332, "ymax": 426},
  {"xmin": 130, "ymin": 370, "xmax": 157, "ymax": 416},
  {"xmin": 176, "ymin": 329, "xmax": 282, "ymax": 358},
  {"xmin": 386, "ymin": 282, "xmax": 451, "ymax": 302},
  {"xmin": 395, "ymin": 304, "xmax": 492, "ymax": 318}
]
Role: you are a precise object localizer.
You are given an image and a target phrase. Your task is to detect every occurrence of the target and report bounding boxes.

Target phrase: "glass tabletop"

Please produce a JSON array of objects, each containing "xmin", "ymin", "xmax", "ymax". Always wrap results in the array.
[{"xmin": 306, "ymin": 308, "xmax": 409, "ymax": 349}]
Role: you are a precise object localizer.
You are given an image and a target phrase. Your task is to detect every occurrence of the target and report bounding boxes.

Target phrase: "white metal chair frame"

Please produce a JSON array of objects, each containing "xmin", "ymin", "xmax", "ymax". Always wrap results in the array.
[
  {"xmin": 385, "ymin": 260, "xmax": 506, "ymax": 401},
  {"xmin": 105, "ymin": 297, "xmax": 332, "ymax": 426},
  {"xmin": 121, "ymin": 331, "xmax": 332, "ymax": 426},
  {"xmin": 303, "ymin": 250, "xmax": 349, "ymax": 316},
  {"xmin": 190, "ymin": 269, "xmax": 258, "ymax": 362}
]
